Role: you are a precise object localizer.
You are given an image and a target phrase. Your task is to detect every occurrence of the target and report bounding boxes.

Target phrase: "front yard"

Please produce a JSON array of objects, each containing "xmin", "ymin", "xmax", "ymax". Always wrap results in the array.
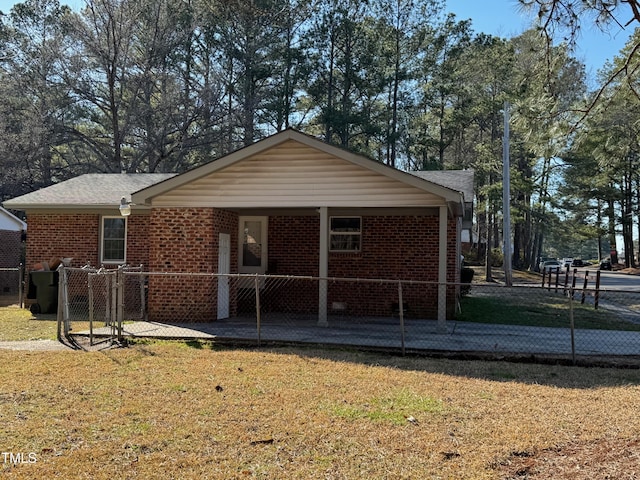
[
  {"xmin": 1, "ymin": 308, "xmax": 639, "ymax": 479},
  {"xmin": 0, "ymin": 307, "xmax": 57, "ymax": 341}
]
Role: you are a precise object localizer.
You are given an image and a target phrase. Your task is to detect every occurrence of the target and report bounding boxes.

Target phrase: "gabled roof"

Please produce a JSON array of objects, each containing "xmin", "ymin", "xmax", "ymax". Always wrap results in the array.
[
  {"xmin": 3, "ymin": 130, "xmax": 471, "ymax": 215},
  {"xmin": 3, "ymin": 173, "xmax": 176, "ymax": 210},
  {"xmin": 133, "ymin": 129, "xmax": 465, "ymax": 208},
  {"xmin": 410, "ymin": 170, "xmax": 474, "ymax": 203},
  {"xmin": 0, "ymin": 206, "xmax": 27, "ymax": 231}
]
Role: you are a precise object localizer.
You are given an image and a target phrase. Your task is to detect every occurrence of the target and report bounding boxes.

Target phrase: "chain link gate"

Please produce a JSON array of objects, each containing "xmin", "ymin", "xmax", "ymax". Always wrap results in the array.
[{"xmin": 57, "ymin": 265, "xmax": 145, "ymax": 349}]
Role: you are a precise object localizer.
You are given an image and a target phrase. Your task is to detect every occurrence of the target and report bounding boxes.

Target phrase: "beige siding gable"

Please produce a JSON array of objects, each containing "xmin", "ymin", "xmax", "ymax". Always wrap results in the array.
[{"xmin": 152, "ymin": 140, "xmax": 446, "ymax": 208}]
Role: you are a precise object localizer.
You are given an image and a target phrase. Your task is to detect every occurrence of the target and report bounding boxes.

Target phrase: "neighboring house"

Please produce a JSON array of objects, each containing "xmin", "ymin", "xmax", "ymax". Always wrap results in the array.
[
  {"xmin": 410, "ymin": 170, "xmax": 474, "ymax": 253},
  {"xmin": 4, "ymin": 129, "xmax": 473, "ymax": 325},
  {"xmin": 0, "ymin": 207, "xmax": 26, "ymax": 299}
]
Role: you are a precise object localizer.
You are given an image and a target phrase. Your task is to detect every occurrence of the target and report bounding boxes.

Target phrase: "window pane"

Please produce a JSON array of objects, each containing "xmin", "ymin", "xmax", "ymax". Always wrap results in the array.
[
  {"xmin": 331, "ymin": 217, "xmax": 360, "ymax": 232},
  {"xmin": 329, "ymin": 217, "xmax": 361, "ymax": 252},
  {"xmin": 103, "ymin": 218, "xmax": 126, "ymax": 262},
  {"xmin": 242, "ymin": 220, "xmax": 263, "ymax": 267},
  {"xmin": 104, "ymin": 239, "xmax": 125, "ymax": 261},
  {"xmin": 104, "ymin": 218, "xmax": 125, "ymax": 238},
  {"xmin": 330, "ymin": 234, "xmax": 360, "ymax": 251}
]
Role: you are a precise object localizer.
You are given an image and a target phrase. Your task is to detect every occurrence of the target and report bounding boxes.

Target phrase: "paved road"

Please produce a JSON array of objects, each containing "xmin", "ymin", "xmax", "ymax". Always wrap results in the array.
[{"xmin": 571, "ymin": 269, "xmax": 640, "ymax": 291}]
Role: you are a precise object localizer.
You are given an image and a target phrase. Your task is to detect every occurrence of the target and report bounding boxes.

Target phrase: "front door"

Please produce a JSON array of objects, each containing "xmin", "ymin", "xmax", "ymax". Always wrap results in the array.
[
  {"xmin": 239, "ymin": 216, "xmax": 268, "ymax": 274},
  {"xmin": 217, "ymin": 233, "xmax": 231, "ymax": 319}
]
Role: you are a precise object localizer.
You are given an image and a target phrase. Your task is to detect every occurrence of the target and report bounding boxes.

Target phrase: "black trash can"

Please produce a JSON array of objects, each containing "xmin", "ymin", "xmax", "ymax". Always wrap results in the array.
[
  {"xmin": 461, "ymin": 267, "xmax": 474, "ymax": 295},
  {"xmin": 28, "ymin": 271, "xmax": 59, "ymax": 314}
]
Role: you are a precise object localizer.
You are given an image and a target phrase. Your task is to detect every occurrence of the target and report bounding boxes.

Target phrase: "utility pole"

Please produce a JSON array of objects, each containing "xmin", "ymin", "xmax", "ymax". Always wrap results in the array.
[{"xmin": 503, "ymin": 101, "xmax": 513, "ymax": 286}]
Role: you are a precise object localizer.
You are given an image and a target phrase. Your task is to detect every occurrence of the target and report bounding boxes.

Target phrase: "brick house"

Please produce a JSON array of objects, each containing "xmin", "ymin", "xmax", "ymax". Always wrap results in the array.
[{"xmin": 4, "ymin": 129, "xmax": 473, "ymax": 325}]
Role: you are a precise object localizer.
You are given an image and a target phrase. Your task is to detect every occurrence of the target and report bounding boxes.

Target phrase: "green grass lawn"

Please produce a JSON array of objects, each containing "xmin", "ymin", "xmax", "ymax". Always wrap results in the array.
[
  {"xmin": 0, "ymin": 307, "xmax": 58, "ymax": 341},
  {"xmin": 458, "ymin": 290, "xmax": 640, "ymax": 331}
]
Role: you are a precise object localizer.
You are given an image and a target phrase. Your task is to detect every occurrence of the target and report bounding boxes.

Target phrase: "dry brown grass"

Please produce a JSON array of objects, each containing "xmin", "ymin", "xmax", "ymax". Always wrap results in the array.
[
  {"xmin": 1, "ymin": 341, "xmax": 640, "ymax": 479},
  {"xmin": 0, "ymin": 308, "xmax": 57, "ymax": 341}
]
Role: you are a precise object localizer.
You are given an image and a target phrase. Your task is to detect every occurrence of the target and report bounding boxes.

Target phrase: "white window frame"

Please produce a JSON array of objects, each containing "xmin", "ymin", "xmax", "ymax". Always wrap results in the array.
[
  {"xmin": 329, "ymin": 216, "xmax": 361, "ymax": 252},
  {"xmin": 100, "ymin": 216, "xmax": 127, "ymax": 265}
]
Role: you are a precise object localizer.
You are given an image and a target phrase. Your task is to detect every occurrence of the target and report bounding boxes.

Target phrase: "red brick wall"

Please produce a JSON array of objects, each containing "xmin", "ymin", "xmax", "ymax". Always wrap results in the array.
[
  {"xmin": 267, "ymin": 214, "xmax": 460, "ymax": 319},
  {"xmin": 25, "ymin": 214, "xmax": 100, "ymax": 270},
  {"xmin": 149, "ymin": 208, "xmax": 214, "ymax": 272},
  {"xmin": 126, "ymin": 215, "xmax": 151, "ymax": 268},
  {"xmin": 147, "ymin": 208, "xmax": 238, "ymax": 322},
  {"xmin": 24, "ymin": 209, "xmax": 460, "ymax": 321},
  {"xmin": 24, "ymin": 213, "xmax": 151, "ymax": 270},
  {"xmin": 268, "ymin": 216, "xmax": 319, "ymax": 276},
  {"xmin": 329, "ymin": 215, "xmax": 459, "ymax": 318},
  {"xmin": 268, "ymin": 214, "xmax": 458, "ymax": 282}
]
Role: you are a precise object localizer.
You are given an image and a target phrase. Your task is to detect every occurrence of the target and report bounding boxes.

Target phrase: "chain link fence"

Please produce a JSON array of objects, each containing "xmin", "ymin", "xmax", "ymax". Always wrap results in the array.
[
  {"xmin": 0, "ymin": 229, "xmax": 25, "ymax": 307},
  {"xmin": 56, "ymin": 266, "xmax": 640, "ymax": 362},
  {"xmin": 0, "ymin": 267, "xmax": 23, "ymax": 307}
]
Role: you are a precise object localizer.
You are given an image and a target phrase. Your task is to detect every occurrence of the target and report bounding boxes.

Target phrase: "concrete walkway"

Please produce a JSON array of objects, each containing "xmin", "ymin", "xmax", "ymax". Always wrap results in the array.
[
  {"xmin": 81, "ymin": 316, "xmax": 640, "ymax": 358},
  {"xmin": 0, "ymin": 340, "xmax": 72, "ymax": 351}
]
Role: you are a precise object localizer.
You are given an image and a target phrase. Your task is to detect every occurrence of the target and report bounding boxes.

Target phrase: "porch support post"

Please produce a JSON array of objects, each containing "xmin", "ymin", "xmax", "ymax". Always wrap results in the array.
[
  {"xmin": 437, "ymin": 205, "xmax": 448, "ymax": 332},
  {"xmin": 318, "ymin": 206, "xmax": 329, "ymax": 326}
]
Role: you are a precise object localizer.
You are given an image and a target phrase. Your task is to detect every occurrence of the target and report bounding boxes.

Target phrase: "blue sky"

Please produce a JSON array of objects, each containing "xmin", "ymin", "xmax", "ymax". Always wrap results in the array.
[
  {"xmin": 0, "ymin": 0, "xmax": 632, "ymax": 80},
  {"xmin": 446, "ymin": 0, "xmax": 633, "ymax": 80}
]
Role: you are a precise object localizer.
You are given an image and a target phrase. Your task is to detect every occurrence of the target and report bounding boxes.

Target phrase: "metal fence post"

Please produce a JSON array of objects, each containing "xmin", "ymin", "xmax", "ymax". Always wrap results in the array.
[
  {"xmin": 569, "ymin": 286, "xmax": 576, "ymax": 365},
  {"xmin": 105, "ymin": 271, "xmax": 111, "ymax": 327},
  {"xmin": 88, "ymin": 273, "xmax": 94, "ymax": 345},
  {"xmin": 398, "ymin": 281, "xmax": 405, "ymax": 356},
  {"xmin": 58, "ymin": 265, "xmax": 70, "ymax": 340},
  {"xmin": 255, "ymin": 274, "xmax": 261, "ymax": 346},
  {"xmin": 117, "ymin": 268, "xmax": 124, "ymax": 342},
  {"xmin": 18, "ymin": 264, "xmax": 24, "ymax": 308},
  {"xmin": 56, "ymin": 267, "xmax": 63, "ymax": 342},
  {"xmin": 110, "ymin": 271, "xmax": 117, "ymax": 339},
  {"xmin": 139, "ymin": 266, "xmax": 146, "ymax": 320},
  {"xmin": 595, "ymin": 270, "xmax": 601, "ymax": 309}
]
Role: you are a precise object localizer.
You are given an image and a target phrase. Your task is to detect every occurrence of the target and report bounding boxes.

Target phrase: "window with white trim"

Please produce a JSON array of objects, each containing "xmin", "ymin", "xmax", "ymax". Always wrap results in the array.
[
  {"xmin": 329, "ymin": 216, "xmax": 361, "ymax": 252},
  {"xmin": 101, "ymin": 216, "xmax": 127, "ymax": 264}
]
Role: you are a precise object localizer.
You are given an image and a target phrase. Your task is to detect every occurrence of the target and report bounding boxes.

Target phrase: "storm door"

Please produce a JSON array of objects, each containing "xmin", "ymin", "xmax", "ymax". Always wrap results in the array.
[{"xmin": 238, "ymin": 216, "xmax": 268, "ymax": 274}]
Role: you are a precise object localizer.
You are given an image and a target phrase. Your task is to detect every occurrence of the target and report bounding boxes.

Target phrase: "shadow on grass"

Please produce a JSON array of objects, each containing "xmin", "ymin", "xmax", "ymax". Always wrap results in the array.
[{"xmin": 117, "ymin": 337, "xmax": 640, "ymax": 390}]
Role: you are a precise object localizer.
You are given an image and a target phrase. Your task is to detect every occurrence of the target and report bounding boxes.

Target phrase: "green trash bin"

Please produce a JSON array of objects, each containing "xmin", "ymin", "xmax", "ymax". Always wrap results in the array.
[{"xmin": 29, "ymin": 271, "xmax": 59, "ymax": 314}]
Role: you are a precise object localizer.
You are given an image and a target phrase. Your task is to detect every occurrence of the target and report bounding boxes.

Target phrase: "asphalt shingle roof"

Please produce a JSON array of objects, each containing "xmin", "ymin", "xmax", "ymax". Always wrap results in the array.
[
  {"xmin": 409, "ymin": 170, "xmax": 474, "ymax": 203},
  {"xmin": 4, "ymin": 173, "xmax": 176, "ymax": 209},
  {"xmin": 4, "ymin": 167, "xmax": 474, "ymax": 210}
]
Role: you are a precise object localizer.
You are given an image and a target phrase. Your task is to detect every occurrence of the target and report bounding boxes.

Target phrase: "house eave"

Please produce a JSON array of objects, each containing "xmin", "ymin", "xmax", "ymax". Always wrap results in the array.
[{"xmin": 2, "ymin": 204, "xmax": 154, "ymax": 215}]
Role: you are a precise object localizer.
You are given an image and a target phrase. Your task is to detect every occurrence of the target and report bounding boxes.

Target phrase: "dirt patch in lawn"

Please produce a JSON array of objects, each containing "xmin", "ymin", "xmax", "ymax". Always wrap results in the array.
[{"xmin": 497, "ymin": 437, "xmax": 640, "ymax": 479}]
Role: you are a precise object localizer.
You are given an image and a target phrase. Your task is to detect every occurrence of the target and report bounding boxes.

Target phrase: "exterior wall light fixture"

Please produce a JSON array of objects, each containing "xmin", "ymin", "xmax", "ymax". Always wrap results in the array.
[{"xmin": 119, "ymin": 196, "xmax": 132, "ymax": 217}]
